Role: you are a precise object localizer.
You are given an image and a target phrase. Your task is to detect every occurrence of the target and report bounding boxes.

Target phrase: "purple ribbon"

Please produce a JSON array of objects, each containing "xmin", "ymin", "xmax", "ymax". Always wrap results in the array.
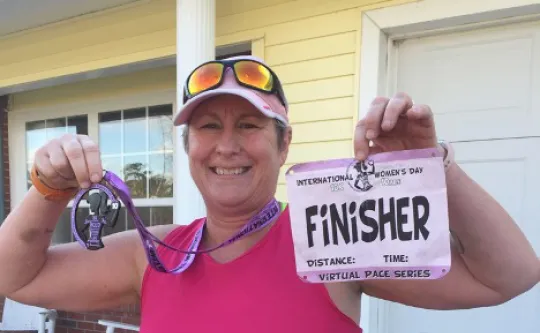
[{"xmin": 71, "ymin": 170, "xmax": 282, "ymax": 274}]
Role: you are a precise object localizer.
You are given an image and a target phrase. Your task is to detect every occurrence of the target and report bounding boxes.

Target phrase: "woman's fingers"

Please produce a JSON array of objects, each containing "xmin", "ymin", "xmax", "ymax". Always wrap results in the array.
[
  {"xmin": 34, "ymin": 146, "xmax": 66, "ymax": 189},
  {"xmin": 62, "ymin": 135, "xmax": 91, "ymax": 188},
  {"xmin": 354, "ymin": 119, "xmax": 370, "ymax": 160},
  {"xmin": 381, "ymin": 92, "xmax": 414, "ymax": 132},
  {"xmin": 78, "ymin": 135, "xmax": 103, "ymax": 184},
  {"xmin": 48, "ymin": 139, "xmax": 75, "ymax": 181},
  {"xmin": 33, "ymin": 133, "xmax": 102, "ymax": 190},
  {"xmin": 362, "ymin": 97, "xmax": 390, "ymax": 140}
]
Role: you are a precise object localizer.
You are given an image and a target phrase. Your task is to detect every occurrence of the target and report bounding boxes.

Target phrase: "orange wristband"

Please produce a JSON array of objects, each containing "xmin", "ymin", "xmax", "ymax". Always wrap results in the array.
[{"xmin": 30, "ymin": 164, "xmax": 79, "ymax": 202}]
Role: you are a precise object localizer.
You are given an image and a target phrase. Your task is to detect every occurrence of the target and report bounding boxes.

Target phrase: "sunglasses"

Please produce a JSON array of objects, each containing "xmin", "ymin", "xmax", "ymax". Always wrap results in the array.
[{"xmin": 182, "ymin": 59, "xmax": 288, "ymax": 108}]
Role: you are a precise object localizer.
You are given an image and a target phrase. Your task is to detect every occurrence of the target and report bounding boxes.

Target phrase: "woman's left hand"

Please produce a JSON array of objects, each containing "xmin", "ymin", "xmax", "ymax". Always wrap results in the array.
[{"xmin": 354, "ymin": 92, "xmax": 439, "ymax": 160}]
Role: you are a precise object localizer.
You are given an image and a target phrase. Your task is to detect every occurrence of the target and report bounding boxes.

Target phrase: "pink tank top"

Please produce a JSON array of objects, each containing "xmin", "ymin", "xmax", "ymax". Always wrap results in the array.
[{"xmin": 140, "ymin": 204, "xmax": 363, "ymax": 333}]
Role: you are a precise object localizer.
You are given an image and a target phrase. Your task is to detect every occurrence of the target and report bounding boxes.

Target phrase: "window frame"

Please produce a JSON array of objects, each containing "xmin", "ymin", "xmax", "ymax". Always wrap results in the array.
[{"xmin": 9, "ymin": 88, "xmax": 176, "ymax": 213}]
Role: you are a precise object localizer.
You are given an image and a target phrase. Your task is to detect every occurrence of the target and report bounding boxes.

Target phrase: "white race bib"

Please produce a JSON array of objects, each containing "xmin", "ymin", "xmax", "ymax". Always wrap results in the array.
[{"xmin": 285, "ymin": 148, "xmax": 451, "ymax": 283}]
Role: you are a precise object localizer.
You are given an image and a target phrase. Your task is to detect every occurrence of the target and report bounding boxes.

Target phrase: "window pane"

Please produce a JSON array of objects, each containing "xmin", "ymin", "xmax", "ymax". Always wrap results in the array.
[
  {"xmin": 46, "ymin": 118, "xmax": 66, "ymax": 139},
  {"xmin": 97, "ymin": 104, "xmax": 173, "ymax": 199},
  {"xmin": 151, "ymin": 206, "xmax": 173, "ymax": 226},
  {"xmin": 26, "ymin": 164, "xmax": 32, "ymax": 190},
  {"xmin": 68, "ymin": 115, "xmax": 88, "ymax": 135},
  {"xmin": 124, "ymin": 107, "xmax": 146, "ymax": 154},
  {"xmin": 102, "ymin": 156, "xmax": 123, "ymax": 179},
  {"xmin": 149, "ymin": 152, "xmax": 173, "ymax": 198},
  {"xmin": 148, "ymin": 104, "xmax": 173, "ymax": 152},
  {"xmin": 124, "ymin": 155, "xmax": 147, "ymax": 198},
  {"xmin": 127, "ymin": 206, "xmax": 151, "ymax": 229},
  {"xmin": 99, "ymin": 111, "xmax": 122, "ymax": 155},
  {"xmin": 26, "ymin": 120, "xmax": 46, "ymax": 163}
]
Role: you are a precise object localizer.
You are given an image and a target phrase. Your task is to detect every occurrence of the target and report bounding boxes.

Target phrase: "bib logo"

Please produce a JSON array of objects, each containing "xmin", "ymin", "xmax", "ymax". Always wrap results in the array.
[{"xmin": 347, "ymin": 159, "xmax": 375, "ymax": 192}]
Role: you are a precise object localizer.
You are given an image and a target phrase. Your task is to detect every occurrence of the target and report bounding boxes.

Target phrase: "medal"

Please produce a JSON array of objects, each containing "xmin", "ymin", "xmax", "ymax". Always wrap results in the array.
[{"xmin": 71, "ymin": 185, "xmax": 121, "ymax": 250}]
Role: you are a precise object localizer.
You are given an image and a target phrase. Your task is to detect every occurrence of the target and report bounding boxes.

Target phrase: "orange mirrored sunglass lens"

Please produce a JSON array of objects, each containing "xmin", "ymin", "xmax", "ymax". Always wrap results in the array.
[
  {"xmin": 234, "ymin": 61, "xmax": 273, "ymax": 91},
  {"xmin": 188, "ymin": 63, "xmax": 224, "ymax": 95}
]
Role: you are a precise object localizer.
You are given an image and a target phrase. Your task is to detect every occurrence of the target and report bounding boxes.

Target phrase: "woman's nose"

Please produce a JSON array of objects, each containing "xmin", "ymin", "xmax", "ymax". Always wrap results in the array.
[{"xmin": 215, "ymin": 129, "xmax": 241, "ymax": 156}]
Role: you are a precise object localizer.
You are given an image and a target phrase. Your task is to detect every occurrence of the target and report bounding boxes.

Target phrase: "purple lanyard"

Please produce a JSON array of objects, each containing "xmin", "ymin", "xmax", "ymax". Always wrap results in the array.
[{"xmin": 70, "ymin": 171, "xmax": 283, "ymax": 274}]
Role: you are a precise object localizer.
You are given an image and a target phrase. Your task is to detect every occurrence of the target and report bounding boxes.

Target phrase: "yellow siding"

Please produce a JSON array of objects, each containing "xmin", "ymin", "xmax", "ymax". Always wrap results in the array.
[
  {"xmin": 217, "ymin": 0, "xmax": 388, "ymax": 37},
  {"xmin": 4, "ymin": 0, "xmax": 413, "ymax": 202},
  {"xmin": 216, "ymin": 0, "xmax": 294, "ymax": 17}
]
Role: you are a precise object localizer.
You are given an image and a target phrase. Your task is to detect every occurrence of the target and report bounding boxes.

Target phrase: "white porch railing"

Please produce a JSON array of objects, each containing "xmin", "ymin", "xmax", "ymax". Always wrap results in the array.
[
  {"xmin": 97, "ymin": 319, "xmax": 140, "ymax": 333},
  {"xmin": 0, "ymin": 298, "xmax": 57, "ymax": 333}
]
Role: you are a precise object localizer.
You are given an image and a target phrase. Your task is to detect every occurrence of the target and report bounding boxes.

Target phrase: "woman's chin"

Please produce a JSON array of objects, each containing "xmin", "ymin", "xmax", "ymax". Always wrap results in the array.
[
  {"xmin": 207, "ymin": 194, "xmax": 248, "ymax": 207},
  {"xmin": 205, "ymin": 192, "xmax": 263, "ymax": 211}
]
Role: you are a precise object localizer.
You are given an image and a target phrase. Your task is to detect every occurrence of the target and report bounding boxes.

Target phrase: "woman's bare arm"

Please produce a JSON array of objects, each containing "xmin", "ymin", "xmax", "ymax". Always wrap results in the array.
[
  {"xmin": 0, "ymin": 186, "xmax": 141, "ymax": 311},
  {"xmin": 0, "ymin": 133, "xmax": 180, "ymax": 312},
  {"xmin": 0, "ymin": 187, "xmax": 176, "ymax": 312}
]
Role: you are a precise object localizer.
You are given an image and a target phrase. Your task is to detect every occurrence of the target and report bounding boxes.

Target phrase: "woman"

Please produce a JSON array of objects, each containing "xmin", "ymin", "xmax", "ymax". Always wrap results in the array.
[{"xmin": 0, "ymin": 55, "xmax": 537, "ymax": 332}]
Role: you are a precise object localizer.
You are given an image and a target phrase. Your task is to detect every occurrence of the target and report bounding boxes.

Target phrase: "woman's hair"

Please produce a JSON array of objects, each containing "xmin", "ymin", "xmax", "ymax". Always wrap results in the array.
[{"xmin": 182, "ymin": 118, "xmax": 289, "ymax": 153}]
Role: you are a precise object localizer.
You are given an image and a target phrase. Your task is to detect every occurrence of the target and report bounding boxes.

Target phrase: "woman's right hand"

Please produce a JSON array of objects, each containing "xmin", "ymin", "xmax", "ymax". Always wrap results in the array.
[{"xmin": 33, "ymin": 133, "xmax": 103, "ymax": 190}]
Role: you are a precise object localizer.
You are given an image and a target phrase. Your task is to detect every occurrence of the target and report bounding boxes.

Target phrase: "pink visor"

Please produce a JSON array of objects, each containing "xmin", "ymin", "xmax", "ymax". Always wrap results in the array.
[{"xmin": 174, "ymin": 56, "xmax": 289, "ymax": 126}]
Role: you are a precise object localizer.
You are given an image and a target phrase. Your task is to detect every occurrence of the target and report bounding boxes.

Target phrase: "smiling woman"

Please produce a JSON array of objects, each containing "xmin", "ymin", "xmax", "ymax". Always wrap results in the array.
[{"xmin": 0, "ymin": 54, "xmax": 537, "ymax": 333}]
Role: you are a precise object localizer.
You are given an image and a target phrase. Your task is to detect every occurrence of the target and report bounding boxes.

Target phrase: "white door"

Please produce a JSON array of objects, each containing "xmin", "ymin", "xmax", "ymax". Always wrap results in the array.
[
  {"xmin": 375, "ymin": 19, "xmax": 540, "ymax": 333},
  {"xmin": 393, "ymin": 19, "xmax": 540, "ymax": 142}
]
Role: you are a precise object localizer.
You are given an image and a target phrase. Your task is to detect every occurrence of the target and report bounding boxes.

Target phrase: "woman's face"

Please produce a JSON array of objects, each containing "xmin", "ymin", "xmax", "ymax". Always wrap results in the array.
[{"xmin": 187, "ymin": 95, "xmax": 290, "ymax": 213}]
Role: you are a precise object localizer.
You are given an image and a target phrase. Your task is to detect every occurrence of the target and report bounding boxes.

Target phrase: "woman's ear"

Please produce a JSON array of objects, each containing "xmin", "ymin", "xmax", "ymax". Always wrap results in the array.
[{"xmin": 279, "ymin": 126, "xmax": 293, "ymax": 166}]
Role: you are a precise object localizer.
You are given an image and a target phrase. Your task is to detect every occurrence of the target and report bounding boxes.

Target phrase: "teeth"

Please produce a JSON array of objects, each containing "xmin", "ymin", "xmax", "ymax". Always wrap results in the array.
[{"xmin": 215, "ymin": 167, "xmax": 246, "ymax": 175}]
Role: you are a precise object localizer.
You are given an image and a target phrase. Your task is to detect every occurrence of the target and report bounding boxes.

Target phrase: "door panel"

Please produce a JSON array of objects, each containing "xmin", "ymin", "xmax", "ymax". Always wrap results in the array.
[
  {"xmin": 372, "ymin": 19, "xmax": 540, "ymax": 333},
  {"xmin": 378, "ymin": 138, "xmax": 540, "ymax": 333},
  {"xmin": 395, "ymin": 20, "xmax": 540, "ymax": 142}
]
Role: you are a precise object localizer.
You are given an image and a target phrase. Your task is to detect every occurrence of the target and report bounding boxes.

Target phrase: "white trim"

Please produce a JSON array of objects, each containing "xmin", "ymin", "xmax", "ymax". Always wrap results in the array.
[
  {"xmin": 174, "ymin": 0, "xmax": 216, "ymax": 225},
  {"xmin": 368, "ymin": 0, "xmax": 540, "ymax": 36},
  {"xmin": 358, "ymin": 1, "xmax": 540, "ymax": 332},
  {"xmin": 358, "ymin": 14, "xmax": 389, "ymax": 117},
  {"xmin": 98, "ymin": 319, "xmax": 140, "ymax": 332},
  {"xmin": 69, "ymin": 198, "xmax": 173, "ymax": 209}
]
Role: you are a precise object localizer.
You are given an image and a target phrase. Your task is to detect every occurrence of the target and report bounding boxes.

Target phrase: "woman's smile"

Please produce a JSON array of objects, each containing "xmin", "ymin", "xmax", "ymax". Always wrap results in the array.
[{"xmin": 210, "ymin": 166, "xmax": 252, "ymax": 176}]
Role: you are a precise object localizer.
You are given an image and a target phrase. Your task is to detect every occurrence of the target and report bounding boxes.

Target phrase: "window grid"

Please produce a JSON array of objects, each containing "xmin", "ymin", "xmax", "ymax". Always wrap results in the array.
[
  {"xmin": 24, "ymin": 103, "xmax": 175, "ymax": 245},
  {"xmin": 98, "ymin": 104, "xmax": 174, "ymax": 200}
]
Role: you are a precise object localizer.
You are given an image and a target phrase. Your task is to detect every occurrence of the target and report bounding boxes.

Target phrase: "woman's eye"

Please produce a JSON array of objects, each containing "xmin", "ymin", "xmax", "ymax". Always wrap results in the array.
[
  {"xmin": 201, "ymin": 123, "xmax": 219, "ymax": 129},
  {"xmin": 239, "ymin": 123, "xmax": 258, "ymax": 129}
]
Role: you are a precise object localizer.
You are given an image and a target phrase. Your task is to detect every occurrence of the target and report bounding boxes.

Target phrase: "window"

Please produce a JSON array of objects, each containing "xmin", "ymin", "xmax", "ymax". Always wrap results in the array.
[
  {"xmin": 24, "ymin": 103, "xmax": 175, "ymax": 245},
  {"xmin": 98, "ymin": 104, "xmax": 174, "ymax": 199},
  {"xmin": 97, "ymin": 103, "xmax": 174, "ymax": 237}
]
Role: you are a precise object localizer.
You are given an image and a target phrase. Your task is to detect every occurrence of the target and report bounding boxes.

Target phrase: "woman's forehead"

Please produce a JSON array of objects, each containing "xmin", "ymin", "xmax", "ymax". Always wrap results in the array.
[
  {"xmin": 193, "ymin": 96, "xmax": 263, "ymax": 119},
  {"xmin": 203, "ymin": 94, "xmax": 255, "ymax": 108}
]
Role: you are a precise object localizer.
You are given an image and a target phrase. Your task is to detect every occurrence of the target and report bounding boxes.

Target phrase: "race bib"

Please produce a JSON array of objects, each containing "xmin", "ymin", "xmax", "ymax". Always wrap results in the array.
[{"xmin": 285, "ymin": 148, "xmax": 451, "ymax": 283}]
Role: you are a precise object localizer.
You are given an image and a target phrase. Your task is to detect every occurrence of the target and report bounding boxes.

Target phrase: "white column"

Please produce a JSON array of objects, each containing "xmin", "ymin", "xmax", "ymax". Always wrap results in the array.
[{"xmin": 174, "ymin": 0, "xmax": 215, "ymax": 225}]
